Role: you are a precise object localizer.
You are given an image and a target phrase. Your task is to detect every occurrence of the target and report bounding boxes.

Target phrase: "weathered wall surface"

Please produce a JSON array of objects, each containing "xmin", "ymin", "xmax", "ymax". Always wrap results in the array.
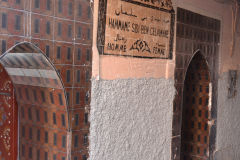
[
  {"xmin": 214, "ymin": 72, "xmax": 240, "ymax": 159},
  {"xmin": 90, "ymin": 78, "xmax": 175, "ymax": 160},
  {"xmin": 90, "ymin": 0, "xmax": 240, "ymax": 159},
  {"xmin": 90, "ymin": 0, "xmax": 176, "ymax": 159}
]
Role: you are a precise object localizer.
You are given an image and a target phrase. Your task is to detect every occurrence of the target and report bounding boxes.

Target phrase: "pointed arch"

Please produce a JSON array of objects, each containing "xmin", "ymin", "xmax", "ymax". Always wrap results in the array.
[
  {"xmin": 180, "ymin": 51, "xmax": 211, "ymax": 159},
  {"xmin": 184, "ymin": 50, "xmax": 210, "ymax": 77}
]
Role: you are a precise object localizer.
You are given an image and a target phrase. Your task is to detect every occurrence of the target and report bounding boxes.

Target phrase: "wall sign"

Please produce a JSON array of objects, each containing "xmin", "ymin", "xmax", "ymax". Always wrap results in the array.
[{"xmin": 97, "ymin": 0, "xmax": 175, "ymax": 59}]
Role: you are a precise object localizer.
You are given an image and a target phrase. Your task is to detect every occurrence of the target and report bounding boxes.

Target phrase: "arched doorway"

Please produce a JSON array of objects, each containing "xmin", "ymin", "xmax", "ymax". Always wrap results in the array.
[
  {"xmin": 180, "ymin": 53, "xmax": 211, "ymax": 160},
  {"xmin": 0, "ymin": 42, "xmax": 70, "ymax": 160}
]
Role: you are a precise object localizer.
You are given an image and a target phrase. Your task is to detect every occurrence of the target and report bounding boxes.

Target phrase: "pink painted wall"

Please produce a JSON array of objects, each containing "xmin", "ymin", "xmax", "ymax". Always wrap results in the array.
[
  {"xmin": 92, "ymin": 0, "xmax": 176, "ymax": 80},
  {"xmin": 92, "ymin": 0, "xmax": 240, "ymax": 80}
]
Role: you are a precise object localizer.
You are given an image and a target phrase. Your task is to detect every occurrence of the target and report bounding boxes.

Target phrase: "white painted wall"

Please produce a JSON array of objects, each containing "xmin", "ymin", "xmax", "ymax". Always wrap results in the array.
[
  {"xmin": 90, "ymin": 79, "xmax": 175, "ymax": 160},
  {"xmin": 215, "ymin": 72, "xmax": 240, "ymax": 159}
]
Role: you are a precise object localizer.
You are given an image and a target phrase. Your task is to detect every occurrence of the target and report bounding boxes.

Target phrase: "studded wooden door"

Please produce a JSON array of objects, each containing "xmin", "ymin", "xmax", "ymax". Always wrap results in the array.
[
  {"xmin": 180, "ymin": 54, "xmax": 210, "ymax": 160},
  {"xmin": 0, "ymin": 65, "xmax": 18, "ymax": 160}
]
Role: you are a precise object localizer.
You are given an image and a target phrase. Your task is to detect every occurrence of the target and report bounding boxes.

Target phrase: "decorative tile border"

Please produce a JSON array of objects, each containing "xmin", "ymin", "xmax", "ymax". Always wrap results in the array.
[{"xmin": 172, "ymin": 8, "xmax": 220, "ymax": 160}]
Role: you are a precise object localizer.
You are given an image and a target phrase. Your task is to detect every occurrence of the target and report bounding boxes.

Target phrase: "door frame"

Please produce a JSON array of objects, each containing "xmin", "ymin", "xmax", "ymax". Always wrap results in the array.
[{"xmin": 171, "ymin": 8, "xmax": 220, "ymax": 160}]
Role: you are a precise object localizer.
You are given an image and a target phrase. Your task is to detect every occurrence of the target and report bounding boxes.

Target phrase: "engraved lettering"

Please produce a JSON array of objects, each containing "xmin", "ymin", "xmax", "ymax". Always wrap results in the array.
[
  {"xmin": 132, "ymin": 23, "xmax": 140, "ymax": 33},
  {"xmin": 99, "ymin": 0, "xmax": 174, "ymax": 58},
  {"xmin": 153, "ymin": 43, "xmax": 165, "ymax": 55},
  {"xmin": 108, "ymin": 18, "xmax": 130, "ymax": 32},
  {"xmin": 115, "ymin": 4, "xmax": 137, "ymax": 17},
  {"xmin": 137, "ymin": 0, "xmax": 173, "ymax": 10},
  {"xmin": 114, "ymin": 34, "xmax": 127, "ymax": 44},
  {"xmin": 107, "ymin": 43, "xmax": 127, "ymax": 52}
]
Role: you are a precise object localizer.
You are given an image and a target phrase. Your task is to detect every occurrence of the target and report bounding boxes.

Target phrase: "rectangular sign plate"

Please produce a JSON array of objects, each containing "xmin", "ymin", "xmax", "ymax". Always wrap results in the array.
[{"xmin": 97, "ymin": 0, "xmax": 175, "ymax": 59}]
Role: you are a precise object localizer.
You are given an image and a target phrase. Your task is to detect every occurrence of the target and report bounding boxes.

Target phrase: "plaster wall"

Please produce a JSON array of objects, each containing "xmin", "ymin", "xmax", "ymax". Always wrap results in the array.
[
  {"xmin": 90, "ymin": 0, "xmax": 240, "ymax": 159},
  {"xmin": 213, "ymin": 5, "xmax": 240, "ymax": 158},
  {"xmin": 90, "ymin": 78, "xmax": 175, "ymax": 160},
  {"xmin": 90, "ymin": 0, "xmax": 176, "ymax": 159},
  {"xmin": 214, "ymin": 72, "xmax": 240, "ymax": 159}
]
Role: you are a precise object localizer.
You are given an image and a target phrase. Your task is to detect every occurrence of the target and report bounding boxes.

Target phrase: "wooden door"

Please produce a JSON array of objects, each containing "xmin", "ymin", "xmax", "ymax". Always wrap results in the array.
[
  {"xmin": 0, "ymin": 66, "xmax": 18, "ymax": 160},
  {"xmin": 181, "ymin": 54, "xmax": 210, "ymax": 160}
]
